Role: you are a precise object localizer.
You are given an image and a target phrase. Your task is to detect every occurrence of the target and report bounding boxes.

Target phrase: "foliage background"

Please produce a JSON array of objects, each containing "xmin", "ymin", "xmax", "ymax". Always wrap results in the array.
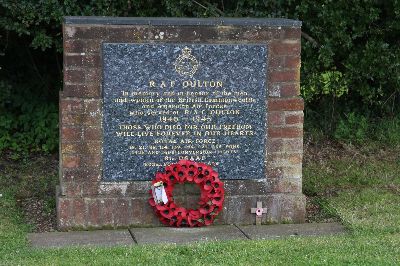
[{"xmin": 0, "ymin": 0, "xmax": 399, "ymax": 157}]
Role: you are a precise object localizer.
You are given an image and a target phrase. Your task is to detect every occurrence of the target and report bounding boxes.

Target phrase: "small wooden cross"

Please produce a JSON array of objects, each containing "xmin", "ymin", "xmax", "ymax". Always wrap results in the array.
[{"xmin": 251, "ymin": 201, "xmax": 267, "ymax": 225}]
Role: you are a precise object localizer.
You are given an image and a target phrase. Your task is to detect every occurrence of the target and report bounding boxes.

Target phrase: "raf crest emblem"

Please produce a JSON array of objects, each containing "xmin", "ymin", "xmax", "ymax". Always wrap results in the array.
[{"xmin": 174, "ymin": 47, "xmax": 199, "ymax": 77}]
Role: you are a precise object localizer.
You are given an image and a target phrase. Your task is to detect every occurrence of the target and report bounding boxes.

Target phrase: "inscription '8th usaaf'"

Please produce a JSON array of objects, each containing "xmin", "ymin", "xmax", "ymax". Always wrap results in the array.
[{"xmin": 102, "ymin": 44, "xmax": 267, "ymax": 181}]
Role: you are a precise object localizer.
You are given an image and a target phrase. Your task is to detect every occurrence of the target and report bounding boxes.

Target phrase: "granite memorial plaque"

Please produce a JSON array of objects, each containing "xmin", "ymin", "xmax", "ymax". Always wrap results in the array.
[{"xmin": 103, "ymin": 44, "xmax": 267, "ymax": 181}]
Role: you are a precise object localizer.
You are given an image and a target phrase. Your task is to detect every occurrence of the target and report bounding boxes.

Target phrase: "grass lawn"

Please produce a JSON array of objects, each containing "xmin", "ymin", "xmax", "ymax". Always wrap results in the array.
[{"xmin": 1, "ymin": 143, "xmax": 400, "ymax": 265}]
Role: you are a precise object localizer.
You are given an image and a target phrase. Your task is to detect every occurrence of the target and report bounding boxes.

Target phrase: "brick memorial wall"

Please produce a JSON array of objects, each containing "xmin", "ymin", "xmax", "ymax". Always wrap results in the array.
[{"xmin": 58, "ymin": 17, "xmax": 305, "ymax": 229}]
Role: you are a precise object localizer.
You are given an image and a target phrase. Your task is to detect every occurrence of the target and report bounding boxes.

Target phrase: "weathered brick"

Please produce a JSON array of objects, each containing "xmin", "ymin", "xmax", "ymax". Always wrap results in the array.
[
  {"xmin": 64, "ymin": 39, "xmax": 101, "ymax": 53},
  {"xmin": 280, "ymin": 83, "xmax": 300, "ymax": 97},
  {"xmin": 269, "ymin": 56, "xmax": 285, "ymax": 69},
  {"xmin": 268, "ymin": 98, "xmax": 304, "ymax": 111},
  {"xmin": 266, "ymin": 167, "xmax": 284, "ymax": 179},
  {"xmin": 282, "ymin": 28, "xmax": 301, "ymax": 39},
  {"xmin": 72, "ymin": 198, "xmax": 86, "ymax": 226},
  {"xmin": 271, "ymin": 40, "xmax": 301, "ymax": 55},
  {"xmin": 62, "ymin": 113, "xmax": 101, "ymax": 127},
  {"xmin": 285, "ymin": 113, "xmax": 304, "ymax": 125},
  {"xmin": 114, "ymin": 199, "xmax": 132, "ymax": 226},
  {"xmin": 61, "ymin": 127, "xmax": 82, "ymax": 142},
  {"xmin": 267, "ymin": 138, "xmax": 283, "ymax": 153},
  {"xmin": 285, "ymin": 56, "xmax": 301, "ymax": 69},
  {"xmin": 84, "ymin": 127, "xmax": 102, "ymax": 141},
  {"xmin": 63, "ymin": 84, "xmax": 101, "ymax": 98},
  {"xmin": 57, "ymin": 198, "xmax": 72, "ymax": 228},
  {"xmin": 64, "ymin": 69, "xmax": 85, "ymax": 84},
  {"xmin": 284, "ymin": 138, "xmax": 303, "ymax": 152},
  {"xmin": 268, "ymin": 83, "xmax": 281, "ymax": 97},
  {"xmin": 268, "ymin": 112, "xmax": 284, "ymax": 126},
  {"xmin": 72, "ymin": 26, "xmax": 107, "ymax": 39},
  {"xmin": 60, "ymin": 99, "xmax": 84, "ymax": 113},
  {"xmin": 63, "ymin": 169, "xmax": 102, "ymax": 182},
  {"xmin": 62, "ymin": 155, "xmax": 81, "ymax": 169},
  {"xmin": 268, "ymin": 178, "xmax": 302, "ymax": 193},
  {"xmin": 64, "ymin": 54, "xmax": 101, "ymax": 68},
  {"xmin": 100, "ymin": 199, "xmax": 114, "ymax": 226},
  {"xmin": 87, "ymin": 199, "xmax": 101, "ymax": 226},
  {"xmin": 84, "ymin": 99, "xmax": 102, "ymax": 114},
  {"xmin": 268, "ymin": 127, "xmax": 303, "ymax": 138},
  {"xmin": 267, "ymin": 153, "xmax": 303, "ymax": 168},
  {"xmin": 81, "ymin": 182, "xmax": 100, "ymax": 196},
  {"xmin": 280, "ymin": 195, "xmax": 306, "ymax": 223},
  {"xmin": 81, "ymin": 155, "xmax": 102, "ymax": 168},
  {"xmin": 269, "ymin": 69, "xmax": 300, "ymax": 82},
  {"xmin": 63, "ymin": 182, "xmax": 82, "ymax": 197}
]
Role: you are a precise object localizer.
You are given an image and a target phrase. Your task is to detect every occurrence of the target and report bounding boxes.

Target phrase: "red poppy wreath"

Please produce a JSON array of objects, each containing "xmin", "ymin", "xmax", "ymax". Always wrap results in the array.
[{"xmin": 148, "ymin": 160, "xmax": 224, "ymax": 227}]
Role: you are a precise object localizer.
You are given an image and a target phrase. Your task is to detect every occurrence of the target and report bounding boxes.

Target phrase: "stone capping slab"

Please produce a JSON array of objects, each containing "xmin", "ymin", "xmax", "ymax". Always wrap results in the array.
[
  {"xmin": 64, "ymin": 16, "xmax": 302, "ymax": 27},
  {"xmin": 28, "ymin": 230, "xmax": 134, "ymax": 248}
]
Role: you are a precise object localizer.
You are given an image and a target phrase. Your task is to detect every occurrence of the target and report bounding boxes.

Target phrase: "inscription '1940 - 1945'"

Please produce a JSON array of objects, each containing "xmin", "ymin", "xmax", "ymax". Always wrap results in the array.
[{"xmin": 102, "ymin": 44, "xmax": 267, "ymax": 181}]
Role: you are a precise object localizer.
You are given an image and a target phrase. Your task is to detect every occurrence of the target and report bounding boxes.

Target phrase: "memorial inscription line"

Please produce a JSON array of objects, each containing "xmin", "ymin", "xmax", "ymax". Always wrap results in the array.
[{"xmin": 111, "ymin": 79, "xmax": 258, "ymax": 167}]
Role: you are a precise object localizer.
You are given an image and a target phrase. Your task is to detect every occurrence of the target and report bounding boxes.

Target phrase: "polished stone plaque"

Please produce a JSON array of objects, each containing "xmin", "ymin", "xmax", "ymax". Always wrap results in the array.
[{"xmin": 102, "ymin": 43, "xmax": 267, "ymax": 180}]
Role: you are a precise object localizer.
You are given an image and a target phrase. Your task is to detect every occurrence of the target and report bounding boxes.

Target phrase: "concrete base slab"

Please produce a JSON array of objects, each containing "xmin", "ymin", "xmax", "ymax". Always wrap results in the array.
[
  {"xmin": 27, "ymin": 223, "xmax": 346, "ymax": 248},
  {"xmin": 130, "ymin": 225, "xmax": 247, "ymax": 244},
  {"xmin": 239, "ymin": 223, "xmax": 346, "ymax": 240},
  {"xmin": 28, "ymin": 230, "xmax": 134, "ymax": 248}
]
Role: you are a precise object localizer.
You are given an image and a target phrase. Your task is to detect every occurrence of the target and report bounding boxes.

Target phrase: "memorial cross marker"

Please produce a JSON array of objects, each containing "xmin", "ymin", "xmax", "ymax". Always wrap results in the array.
[{"xmin": 58, "ymin": 17, "xmax": 306, "ymax": 229}]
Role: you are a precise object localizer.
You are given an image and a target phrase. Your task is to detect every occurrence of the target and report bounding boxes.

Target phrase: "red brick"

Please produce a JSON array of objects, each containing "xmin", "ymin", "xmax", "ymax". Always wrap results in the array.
[
  {"xmin": 285, "ymin": 113, "xmax": 304, "ymax": 125},
  {"xmin": 63, "ymin": 84, "xmax": 101, "ymax": 98},
  {"xmin": 282, "ymin": 28, "xmax": 301, "ymax": 39},
  {"xmin": 115, "ymin": 199, "xmax": 132, "ymax": 226},
  {"xmin": 280, "ymin": 83, "xmax": 300, "ymax": 97},
  {"xmin": 81, "ymin": 155, "xmax": 102, "ymax": 168},
  {"xmin": 62, "ymin": 155, "xmax": 81, "ymax": 169},
  {"xmin": 60, "ymin": 99, "xmax": 84, "ymax": 113},
  {"xmin": 268, "ymin": 127, "xmax": 303, "ymax": 138},
  {"xmin": 72, "ymin": 199, "xmax": 86, "ymax": 226},
  {"xmin": 62, "ymin": 113, "xmax": 101, "ymax": 127},
  {"xmin": 268, "ymin": 138, "xmax": 283, "ymax": 153},
  {"xmin": 81, "ymin": 182, "xmax": 100, "ymax": 196},
  {"xmin": 285, "ymin": 56, "xmax": 301, "ymax": 68},
  {"xmin": 271, "ymin": 41, "xmax": 301, "ymax": 55},
  {"xmin": 57, "ymin": 198, "xmax": 72, "ymax": 228},
  {"xmin": 64, "ymin": 54, "xmax": 100, "ymax": 68},
  {"xmin": 269, "ymin": 56, "xmax": 285, "ymax": 69},
  {"xmin": 87, "ymin": 199, "xmax": 101, "ymax": 226},
  {"xmin": 268, "ymin": 178, "xmax": 302, "ymax": 193},
  {"xmin": 84, "ymin": 100, "xmax": 102, "ymax": 113},
  {"xmin": 284, "ymin": 138, "xmax": 303, "ymax": 152},
  {"xmin": 63, "ymin": 169, "xmax": 101, "ymax": 182},
  {"xmin": 268, "ymin": 112, "xmax": 284, "ymax": 126},
  {"xmin": 269, "ymin": 98, "xmax": 304, "ymax": 111},
  {"xmin": 266, "ymin": 167, "xmax": 283, "ymax": 178},
  {"xmin": 64, "ymin": 69, "xmax": 85, "ymax": 83},
  {"xmin": 72, "ymin": 26, "xmax": 107, "ymax": 39},
  {"xmin": 64, "ymin": 39, "xmax": 101, "ymax": 53},
  {"xmin": 63, "ymin": 182, "xmax": 82, "ymax": 197},
  {"xmin": 84, "ymin": 127, "xmax": 102, "ymax": 141},
  {"xmin": 100, "ymin": 199, "xmax": 114, "ymax": 226},
  {"xmin": 269, "ymin": 69, "xmax": 300, "ymax": 82},
  {"xmin": 61, "ymin": 127, "xmax": 82, "ymax": 142}
]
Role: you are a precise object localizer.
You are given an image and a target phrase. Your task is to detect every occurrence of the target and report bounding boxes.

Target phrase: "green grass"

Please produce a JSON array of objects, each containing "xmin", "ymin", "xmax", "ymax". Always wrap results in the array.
[{"xmin": 1, "ymin": 145, "xmax": 400, "ymax": 265}]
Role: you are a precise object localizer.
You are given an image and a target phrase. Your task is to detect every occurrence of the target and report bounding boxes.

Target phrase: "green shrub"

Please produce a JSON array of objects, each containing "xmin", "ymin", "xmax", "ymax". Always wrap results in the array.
[
  {"xmin": 334, "ymin": 113, "xmax": 369, "ymax": 144},
  {"xmin": 0, "ymin": 81, "xmax": 58, "ymax": 159}
]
